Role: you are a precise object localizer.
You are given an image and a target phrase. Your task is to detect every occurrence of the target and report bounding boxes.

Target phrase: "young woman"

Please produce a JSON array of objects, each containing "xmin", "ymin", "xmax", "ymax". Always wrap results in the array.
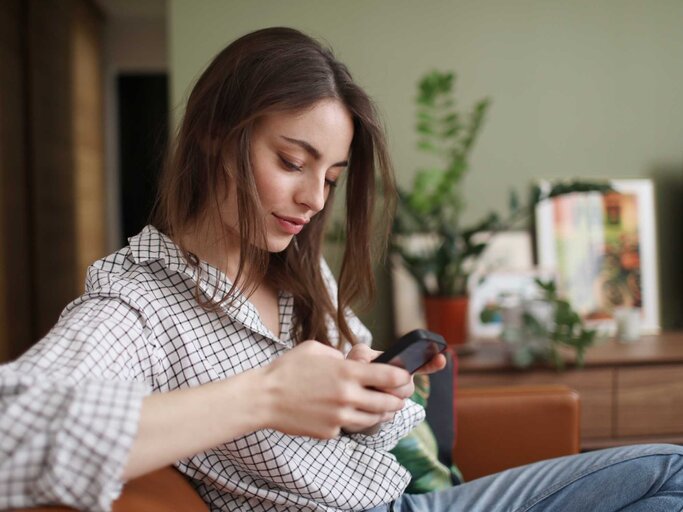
[{"xmin": 1, "ymin": 27, "xmax": 682, "ymax": 512}]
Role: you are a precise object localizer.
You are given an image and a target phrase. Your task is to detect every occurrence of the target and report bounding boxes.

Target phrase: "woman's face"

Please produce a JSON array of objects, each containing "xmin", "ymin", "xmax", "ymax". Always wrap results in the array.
[{"xmin": 222, "ymin": 99, "xmax": 354, "ymax": 253}]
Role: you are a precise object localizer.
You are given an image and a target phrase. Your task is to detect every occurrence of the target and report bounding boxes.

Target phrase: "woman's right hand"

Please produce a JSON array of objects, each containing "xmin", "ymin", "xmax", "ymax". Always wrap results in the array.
[{"xmin": 259, "ymin": 340, "xmax": 411, "ymax": 438}]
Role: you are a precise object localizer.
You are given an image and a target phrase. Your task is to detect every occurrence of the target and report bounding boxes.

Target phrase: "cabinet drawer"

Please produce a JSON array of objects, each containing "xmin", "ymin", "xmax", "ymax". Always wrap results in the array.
[
  {"xmin": 616, "ymin": 365, "xmax": 683, "ymax": 437},
  {"xmin": 458, "ymin": 369, "xmax": 613, "ymax": 439}
]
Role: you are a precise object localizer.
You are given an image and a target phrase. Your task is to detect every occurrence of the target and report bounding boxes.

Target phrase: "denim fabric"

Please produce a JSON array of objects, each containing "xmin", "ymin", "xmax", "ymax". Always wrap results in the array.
[{"xmin": 365, "ymin": 444, "xmax": 683, "ymax": 512}]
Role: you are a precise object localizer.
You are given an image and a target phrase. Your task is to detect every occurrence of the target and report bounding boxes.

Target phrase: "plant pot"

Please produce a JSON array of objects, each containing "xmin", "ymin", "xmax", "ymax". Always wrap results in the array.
[{"xmin": 424, "ymin": 295, "xmax": 469, "ymax": 347}]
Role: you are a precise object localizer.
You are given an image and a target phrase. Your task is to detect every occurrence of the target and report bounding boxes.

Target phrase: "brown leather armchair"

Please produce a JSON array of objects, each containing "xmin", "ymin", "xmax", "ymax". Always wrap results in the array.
[
  {"xmin": 16, "ymin": 467, "xmax": 210, "ymax": 512},
  {"xmin": 20, "ymin": 384, "xmax": 580, "ymax": 511},
  {"xmin": 453, "ymin": 385, "xmax": 580, "ymax": 481}
]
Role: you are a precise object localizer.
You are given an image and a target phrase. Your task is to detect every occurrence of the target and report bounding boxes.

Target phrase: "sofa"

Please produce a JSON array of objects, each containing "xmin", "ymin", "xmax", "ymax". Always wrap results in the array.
[{"xmin": 20, "ymin": 354, "xmax": 580, "ymax": 511}]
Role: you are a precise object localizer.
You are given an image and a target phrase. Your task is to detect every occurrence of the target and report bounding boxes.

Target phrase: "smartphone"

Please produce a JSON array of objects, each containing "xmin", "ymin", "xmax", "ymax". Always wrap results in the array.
[{"xmin": 371, "ymin": 329, "xmax": 447, "ymax": 374}]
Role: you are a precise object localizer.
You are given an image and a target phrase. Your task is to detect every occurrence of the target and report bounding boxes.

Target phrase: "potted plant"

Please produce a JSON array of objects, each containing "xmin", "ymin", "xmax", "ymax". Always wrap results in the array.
[
  {"xmin": 391, "ymin": 70, "xmax": 612, "ymax": 347},
  {"xmin": 391, "ymin": 70, "xmax": 491, "ymax": 346}
]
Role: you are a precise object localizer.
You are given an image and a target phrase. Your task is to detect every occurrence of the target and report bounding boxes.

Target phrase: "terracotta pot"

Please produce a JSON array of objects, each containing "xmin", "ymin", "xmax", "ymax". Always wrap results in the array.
[{"xmin": 424, "ymin": 295, "xmax": 469, "ymax": 346}]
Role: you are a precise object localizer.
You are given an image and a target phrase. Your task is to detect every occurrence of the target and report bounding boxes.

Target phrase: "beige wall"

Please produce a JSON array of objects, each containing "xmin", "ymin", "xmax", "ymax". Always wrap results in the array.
[{"xmin": 169, "ymin": 0, "xmax": 683, "ymax": 343}]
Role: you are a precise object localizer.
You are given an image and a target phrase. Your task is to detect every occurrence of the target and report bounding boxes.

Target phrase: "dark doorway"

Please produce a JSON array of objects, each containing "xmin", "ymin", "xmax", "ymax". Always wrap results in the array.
[{"xmin": 117, "ymin": 73, "xmax": 168, "ymax": 245}]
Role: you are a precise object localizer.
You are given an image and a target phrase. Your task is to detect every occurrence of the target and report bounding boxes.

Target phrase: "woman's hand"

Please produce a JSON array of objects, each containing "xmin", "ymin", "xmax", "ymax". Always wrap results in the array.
[
  {"xmin": 346, "ymin": 344, "xmax": 415, "ymax": 399},
  {"xmin": 341, "ymin": 344, "xmax": 408, "ymax": 433},
  {"xmin": 415, "ymin": 351, "xmax": 448, "ymax": 375},
  {"xmin": 260, "ymin": 340, "xmax": 411, "ymax": 438},
  {"xmin": 342, "ymin": 343, "xmax": 448, "ymax": 434},
  {"xmin": 346, "ymin": 343, "xmax": 447, "ymax": 394}
]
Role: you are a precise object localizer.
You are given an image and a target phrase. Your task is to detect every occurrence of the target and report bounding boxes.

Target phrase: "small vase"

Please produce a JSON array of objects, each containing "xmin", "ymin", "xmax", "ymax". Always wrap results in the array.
[{"xmin": 423, "ymin": 295, "xmax": 469, "ymax": 347}]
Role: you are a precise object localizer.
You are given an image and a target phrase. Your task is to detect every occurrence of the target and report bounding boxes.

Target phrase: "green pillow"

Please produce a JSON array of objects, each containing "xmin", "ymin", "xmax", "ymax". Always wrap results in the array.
[{"xmin": 390, "ymin": 375, "xmax": 463, "ymax": 494}]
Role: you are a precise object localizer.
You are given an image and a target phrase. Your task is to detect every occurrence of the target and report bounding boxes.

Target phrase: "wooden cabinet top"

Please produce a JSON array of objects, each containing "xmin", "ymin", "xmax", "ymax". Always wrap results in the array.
[{"xmin": 458, "ymin": 332, "xmax": 683, "ymax": 373}]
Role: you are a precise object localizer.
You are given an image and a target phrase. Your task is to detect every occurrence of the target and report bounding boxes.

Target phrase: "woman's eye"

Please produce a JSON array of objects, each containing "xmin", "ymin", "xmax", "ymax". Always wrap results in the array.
[
  {"xmin": 279, "ymin": 155, "xmax": 302, "ymax": 172},
  {"xmin": 325, "ymin": 178, "xmax": 337, "ymax": 188}
]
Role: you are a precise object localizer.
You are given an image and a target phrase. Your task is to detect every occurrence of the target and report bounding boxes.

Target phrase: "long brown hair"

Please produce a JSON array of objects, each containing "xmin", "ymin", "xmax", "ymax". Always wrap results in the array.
[{"xmin": 152, "ymin": 27, "xmax": 395, "ymax": 348}]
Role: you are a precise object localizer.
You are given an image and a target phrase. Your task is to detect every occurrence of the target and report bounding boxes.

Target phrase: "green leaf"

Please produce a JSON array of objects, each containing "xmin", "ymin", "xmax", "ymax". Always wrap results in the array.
[
  {"xmin": 509, "ymin": 189, "xmax": 520, "ymax": 212},
  {"xmin": 417, "ymin": 140, "xmax": 438, "ymax": 152},
  {"xmin": 416, "ymin": 121, "xmax": 435, "ymax": 135}
]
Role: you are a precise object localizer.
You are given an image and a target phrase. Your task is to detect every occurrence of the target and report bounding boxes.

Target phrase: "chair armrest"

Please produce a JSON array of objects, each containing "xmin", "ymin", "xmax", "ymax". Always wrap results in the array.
[
  {"xmin": 453, "ymin": 385, "xmax": 580, "ymax": 481},
  {"xmin": 15, "ymin": 466, "xmax": 208, "ymax": 512}
]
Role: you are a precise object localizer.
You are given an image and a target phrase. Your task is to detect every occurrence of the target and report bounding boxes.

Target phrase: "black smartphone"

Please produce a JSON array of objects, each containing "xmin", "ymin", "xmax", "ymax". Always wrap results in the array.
[{"xmin": 371, "ymin": 329, "xmax": 447, "ymax": 374}]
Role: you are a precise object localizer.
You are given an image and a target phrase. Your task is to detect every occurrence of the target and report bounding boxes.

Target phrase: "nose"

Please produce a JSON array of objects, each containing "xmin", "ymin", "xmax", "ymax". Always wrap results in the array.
[{"xmin": 295, "ymin": 174, "xmax": 327, "ymax": 213}]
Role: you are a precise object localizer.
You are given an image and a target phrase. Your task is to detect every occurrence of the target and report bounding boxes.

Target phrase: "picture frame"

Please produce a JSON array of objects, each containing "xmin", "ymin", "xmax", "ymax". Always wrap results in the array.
[
  {"xmin": 468, "ymin": 270, "xmax": 551, "ymax": 339},
  {"xmin": 391, "ymin": 231, "xmax": 535, "ymax": 338},
  {"xmin": 535, "ymin": 179, "xmax": 660, "ymax": 333}
]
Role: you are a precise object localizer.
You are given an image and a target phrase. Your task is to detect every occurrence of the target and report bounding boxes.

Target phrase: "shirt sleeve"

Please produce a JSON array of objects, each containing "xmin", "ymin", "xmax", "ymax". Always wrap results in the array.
[
  {"xmin": 347, "ymin": 399, "xmax": 425, "ymax": 451},
  {"xmin": 0, "ymin": 295, "xmax": 153, "ymax": 512}
]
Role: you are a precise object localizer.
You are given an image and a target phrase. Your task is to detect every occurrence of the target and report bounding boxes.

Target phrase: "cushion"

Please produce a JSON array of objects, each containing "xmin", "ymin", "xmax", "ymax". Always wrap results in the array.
[{"xmin": 390, "ymin": 355, "xmax": 463, "ymax": 494}]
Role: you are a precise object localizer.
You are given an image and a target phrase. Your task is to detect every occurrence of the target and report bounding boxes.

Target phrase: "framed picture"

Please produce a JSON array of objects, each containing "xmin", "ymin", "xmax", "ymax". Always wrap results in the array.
[
  {"xmin": 469, "ymin": 270, "xmax": 553, "ymax": 338},
  {"xmin": 391, "ymin": 231, "xmax": 535, "ymax": 338},
  {"xmin": 535, "ymin": 179, "xmax": 660, "ymax": 333}
]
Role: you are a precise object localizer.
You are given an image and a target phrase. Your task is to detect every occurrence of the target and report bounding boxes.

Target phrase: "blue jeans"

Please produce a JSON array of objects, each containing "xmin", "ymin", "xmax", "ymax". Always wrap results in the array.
[{"xmin": 365, "ymin": 444, "xmax": 683, "ymax": 511}]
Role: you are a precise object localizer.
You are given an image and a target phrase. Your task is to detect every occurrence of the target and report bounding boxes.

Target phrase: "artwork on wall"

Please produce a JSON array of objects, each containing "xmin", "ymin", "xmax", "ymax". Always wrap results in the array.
[{"xmin": 535, "ymin": 179, "xmax": 660, "ymax": 333}]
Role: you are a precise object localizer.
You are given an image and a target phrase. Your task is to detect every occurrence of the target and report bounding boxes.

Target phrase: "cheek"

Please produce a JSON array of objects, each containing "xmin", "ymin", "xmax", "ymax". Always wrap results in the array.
[{"xmin": 252, "ymin": 165, "xmax": 285, "ymax": 210}]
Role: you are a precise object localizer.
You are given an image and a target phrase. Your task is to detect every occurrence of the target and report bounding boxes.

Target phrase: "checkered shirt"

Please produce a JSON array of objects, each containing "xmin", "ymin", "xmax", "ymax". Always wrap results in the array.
[{"xmin": 0, "ymin": 225, "xmax": 424, "ymax": 511}]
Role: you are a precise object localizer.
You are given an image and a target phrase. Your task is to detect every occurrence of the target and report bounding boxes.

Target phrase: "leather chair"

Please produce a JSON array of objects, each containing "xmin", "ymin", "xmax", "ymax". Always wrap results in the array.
[
  {"xmin": 454, "ymin": 385, "xmax": 580, "ymax": 481},
  {"xmin": 18, "ymin": 371, "xmax": 580, "ymax": 511}
]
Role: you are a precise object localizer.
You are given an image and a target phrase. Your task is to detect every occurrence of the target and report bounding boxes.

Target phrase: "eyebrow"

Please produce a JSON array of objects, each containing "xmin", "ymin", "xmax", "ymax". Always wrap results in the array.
[{"xmin": 280, "ymin": 136, "xmax": 349, "ymax": 168}]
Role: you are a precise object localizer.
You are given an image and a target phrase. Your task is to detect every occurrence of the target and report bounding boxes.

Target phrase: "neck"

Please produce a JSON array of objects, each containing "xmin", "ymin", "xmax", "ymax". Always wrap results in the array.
[{"xmin": 176, "ymin": 218, "xmax": 244, "ymax": 281}]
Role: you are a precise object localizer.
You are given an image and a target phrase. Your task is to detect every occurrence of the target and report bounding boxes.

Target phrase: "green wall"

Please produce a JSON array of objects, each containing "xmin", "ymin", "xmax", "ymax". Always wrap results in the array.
[{"xmin": 169, "ymin": 0, "xmax": 683, "ymax": 343}]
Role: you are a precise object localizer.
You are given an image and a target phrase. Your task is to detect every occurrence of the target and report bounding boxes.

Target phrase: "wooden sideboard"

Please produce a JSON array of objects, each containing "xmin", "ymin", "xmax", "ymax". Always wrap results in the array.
[{"xmin": 457, "ymin": 332, "xmax": 683, "ymax": 449}]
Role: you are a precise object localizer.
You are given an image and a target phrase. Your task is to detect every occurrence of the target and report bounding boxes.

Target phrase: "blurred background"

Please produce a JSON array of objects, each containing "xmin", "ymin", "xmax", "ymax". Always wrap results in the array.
[{"xmin": 1, "ymin": 0, "xmax": 682, "ymax": 361}]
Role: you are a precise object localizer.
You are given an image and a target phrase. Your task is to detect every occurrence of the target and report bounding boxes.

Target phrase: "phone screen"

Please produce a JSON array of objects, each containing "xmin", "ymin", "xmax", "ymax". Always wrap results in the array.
[
  {"xmin": 380, "ymin": 339, "xmax": 443, "ymax": 374},
  {"xmin": 372, "ymin": 329, "xmax": 446, "ymax": 374}
]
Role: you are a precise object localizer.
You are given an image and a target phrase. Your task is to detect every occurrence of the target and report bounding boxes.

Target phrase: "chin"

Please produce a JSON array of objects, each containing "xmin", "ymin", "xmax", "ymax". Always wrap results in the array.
[{"xmin": 266, "ymin": 236, "xmax": 295, "ymax": 253}]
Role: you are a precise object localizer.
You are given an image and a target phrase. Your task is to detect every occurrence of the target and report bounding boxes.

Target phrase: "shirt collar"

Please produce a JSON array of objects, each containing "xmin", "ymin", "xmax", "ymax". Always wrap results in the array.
[
  {"xmin": 128, "ymin": 225, "xmax": 292, "ymax": 345},
  {"xmin": 129, "ymin": 224, "xmax": 186, "ymax": 268}
]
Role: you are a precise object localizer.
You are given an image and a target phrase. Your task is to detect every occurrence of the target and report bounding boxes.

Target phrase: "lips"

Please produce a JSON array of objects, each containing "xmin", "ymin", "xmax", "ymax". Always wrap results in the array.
[{"xmin": 273, "ymin": 214, "xmax": 309, "ymax": 235}]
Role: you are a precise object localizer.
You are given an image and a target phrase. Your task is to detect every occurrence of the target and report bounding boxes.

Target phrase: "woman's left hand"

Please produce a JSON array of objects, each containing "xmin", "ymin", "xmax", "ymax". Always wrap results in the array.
[{"xmin": 415, "ymin": 351, "xmax": 448, "ymax": 375}]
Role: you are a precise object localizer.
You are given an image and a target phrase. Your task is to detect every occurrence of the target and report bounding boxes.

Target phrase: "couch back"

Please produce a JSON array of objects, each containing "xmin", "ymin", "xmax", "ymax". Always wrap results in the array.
[{"xmin": 424, "ymin": 350, "xmax": 457, "ymax": 468}]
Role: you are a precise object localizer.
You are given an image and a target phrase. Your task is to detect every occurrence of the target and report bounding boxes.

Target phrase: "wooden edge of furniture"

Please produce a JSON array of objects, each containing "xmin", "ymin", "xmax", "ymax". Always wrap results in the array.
[
  {"xmin": 15, "ymin": 467, "xmax": 209, "ymax": 512},
  {"xmin": 111, "ymin": 466, "xmax": 208, "ymax": 512},
  {"xmin": 453, "ymin": 384, "xmax": 581, "ymax": 482}
]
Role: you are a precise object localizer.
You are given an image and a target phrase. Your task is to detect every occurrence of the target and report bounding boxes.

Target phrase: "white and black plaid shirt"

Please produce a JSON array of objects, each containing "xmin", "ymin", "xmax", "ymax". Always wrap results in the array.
[{"xmin": 0, "ymin": 225, "xmax": 424, "ymax": 512}]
